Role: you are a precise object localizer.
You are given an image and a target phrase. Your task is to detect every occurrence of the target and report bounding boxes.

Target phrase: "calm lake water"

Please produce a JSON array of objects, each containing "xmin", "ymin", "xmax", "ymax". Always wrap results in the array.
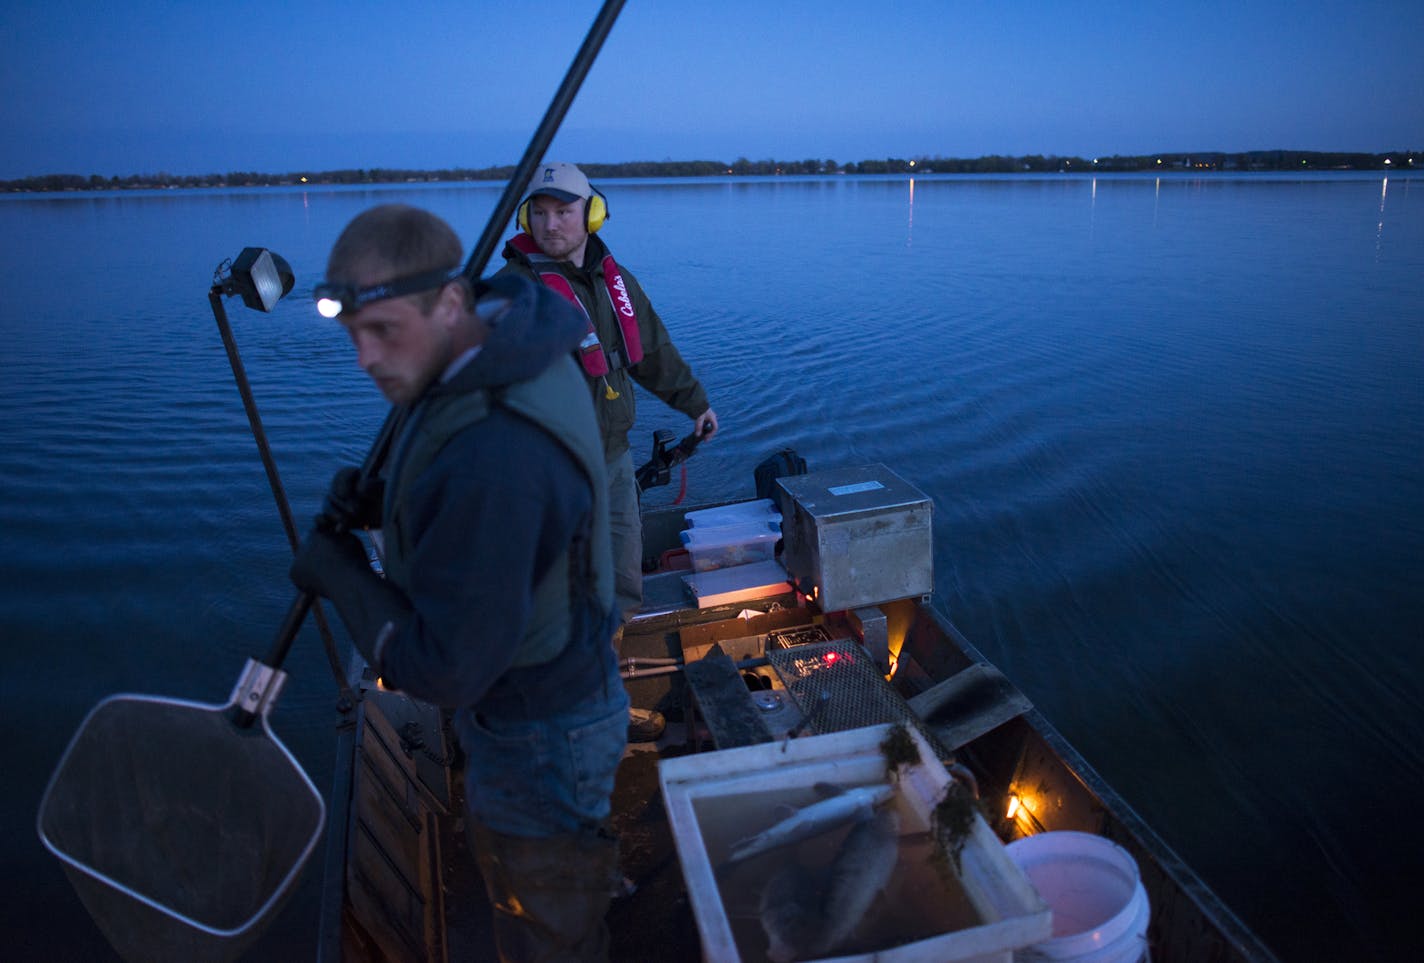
[{"xmin": 2, "ymin": 173, "xmax": 1421, "ymax": 961}]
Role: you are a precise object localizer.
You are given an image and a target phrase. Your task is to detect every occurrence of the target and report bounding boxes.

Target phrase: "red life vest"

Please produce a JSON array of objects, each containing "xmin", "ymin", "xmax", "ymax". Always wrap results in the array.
[{"xmin": 508, "ymin": 233, "xmax": 644, "ymax": 378}]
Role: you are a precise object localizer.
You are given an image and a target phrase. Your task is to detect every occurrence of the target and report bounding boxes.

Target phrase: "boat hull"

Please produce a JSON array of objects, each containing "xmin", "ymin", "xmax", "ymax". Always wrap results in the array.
[{"xmin": 317, "ymin": 496, "xmax": 1278, "ymax": 963}]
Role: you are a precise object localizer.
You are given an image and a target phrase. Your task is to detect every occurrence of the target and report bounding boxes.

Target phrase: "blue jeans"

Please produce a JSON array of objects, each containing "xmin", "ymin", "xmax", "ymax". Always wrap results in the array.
[{"xmin": 455, "ymin": 660, "xmax": 629, "ymax": 838}]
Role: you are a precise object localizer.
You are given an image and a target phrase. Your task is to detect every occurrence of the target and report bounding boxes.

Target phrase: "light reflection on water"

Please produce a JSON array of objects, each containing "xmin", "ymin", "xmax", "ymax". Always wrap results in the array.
[{"xmin": 2, "ymin": 173, "xmax": 1422, "ymax": 961}]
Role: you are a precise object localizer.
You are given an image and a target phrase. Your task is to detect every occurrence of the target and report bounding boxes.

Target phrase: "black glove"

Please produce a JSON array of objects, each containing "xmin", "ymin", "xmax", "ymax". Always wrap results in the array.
[
  {"xmin": 290, "ymin": 528, "xmax": 410, "ymax": 671},
  {"xmin": 289, "ymin": 527, "xmax": 372, "ymax": 596},
  {"xmin": 318, "ymin": 466, "xmax": 384, "ymax": 532}
]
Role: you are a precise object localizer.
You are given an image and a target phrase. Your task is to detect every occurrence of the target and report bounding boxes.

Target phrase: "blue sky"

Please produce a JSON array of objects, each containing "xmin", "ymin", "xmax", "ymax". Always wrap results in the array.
[{"xmin": 2, "ymin": 0, "xmax": 1421, "ymax": 179}]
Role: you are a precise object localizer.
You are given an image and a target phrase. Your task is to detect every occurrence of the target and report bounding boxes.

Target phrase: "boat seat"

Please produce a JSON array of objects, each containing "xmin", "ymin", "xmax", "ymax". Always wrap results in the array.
[
  {"xmin": 681, "ymin": 644, "xmax": 774, "ymax": 749},
  {"xmin": 906, "ymin": 663, "xmax": 1032, "ymax": 750}
]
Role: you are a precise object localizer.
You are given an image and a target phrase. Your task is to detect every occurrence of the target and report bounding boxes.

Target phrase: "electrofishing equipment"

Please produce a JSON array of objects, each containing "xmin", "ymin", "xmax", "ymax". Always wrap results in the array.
[
  {"xmin": 635, "ymin": 425, "xmax": 708, "ymax": 495},
  {"xmin": 38, "ymin": 248, "xmax": 327, "ymax": 963}
]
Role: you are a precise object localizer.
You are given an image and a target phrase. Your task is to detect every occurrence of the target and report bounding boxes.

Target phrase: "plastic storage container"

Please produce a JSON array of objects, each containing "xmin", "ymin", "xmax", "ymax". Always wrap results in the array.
[
  {"xmin": 679, "ymin": 522, "xmax": 781, "ymax": 572},
  {"xmin": 683, "ymin": 499, "xmax": 780, "ymax": 529}
]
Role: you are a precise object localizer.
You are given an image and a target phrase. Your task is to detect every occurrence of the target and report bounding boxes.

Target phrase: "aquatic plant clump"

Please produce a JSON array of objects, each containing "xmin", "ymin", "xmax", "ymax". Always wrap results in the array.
[
  {"xmin": 929, "ymin": 784, "xmax": 979, "ymax": 877},
  {"xmin": 878, "ymin": 723, "xmax": 981, "ymax": 884},
  {"xmin": 879, "ymin": 722, "xmax": 921, "ymax": 778}
]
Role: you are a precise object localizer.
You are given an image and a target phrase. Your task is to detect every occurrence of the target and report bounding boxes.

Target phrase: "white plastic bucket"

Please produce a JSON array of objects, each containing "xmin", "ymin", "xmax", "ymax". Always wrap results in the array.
[{"xmin": 1005, "ymin": 831, "xmax": 1150, "ymax": 962}]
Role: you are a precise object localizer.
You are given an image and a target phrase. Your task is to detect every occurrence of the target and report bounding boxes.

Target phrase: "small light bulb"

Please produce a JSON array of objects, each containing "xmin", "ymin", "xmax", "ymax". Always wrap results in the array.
[{"xmin": 316, "ymin": 298, "xmax": 343, "ymax": 319}]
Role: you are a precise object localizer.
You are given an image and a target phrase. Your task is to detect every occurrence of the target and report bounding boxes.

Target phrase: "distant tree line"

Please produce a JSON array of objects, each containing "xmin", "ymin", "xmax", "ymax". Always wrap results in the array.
[{"xmin": 3, "ymin": 150, "xmax": 1417, "ymax": 192}]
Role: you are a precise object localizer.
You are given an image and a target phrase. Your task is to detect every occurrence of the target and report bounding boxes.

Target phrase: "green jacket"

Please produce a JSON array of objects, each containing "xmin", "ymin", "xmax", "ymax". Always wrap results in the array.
[{"xmin": 499, "ymin": 232, "xmax": 710, "ymax": 462}]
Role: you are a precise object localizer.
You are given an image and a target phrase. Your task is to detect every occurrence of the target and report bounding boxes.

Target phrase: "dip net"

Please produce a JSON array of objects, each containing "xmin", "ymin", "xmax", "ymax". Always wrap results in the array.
[{"xmin": 37, "ymin": 692, "xmax": 324, "ymax": 962}]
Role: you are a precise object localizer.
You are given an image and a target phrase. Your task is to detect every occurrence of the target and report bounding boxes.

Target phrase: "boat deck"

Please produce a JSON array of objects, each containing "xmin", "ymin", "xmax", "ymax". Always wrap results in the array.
[
  {"xmin": 321, "ymin": 502, "xmax": 1280, "ymax": 963},
  {"xmin": 325, "ymin": 576, "xmax": 813, "ymax": 962}
]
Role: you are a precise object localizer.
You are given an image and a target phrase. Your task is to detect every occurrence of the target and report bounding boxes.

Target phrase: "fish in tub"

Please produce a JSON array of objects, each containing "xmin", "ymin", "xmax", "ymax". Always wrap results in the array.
[
  {"xmin": 757, "ymin": 803, "xmax": 903, "ymax": 961},
  {"xmin": 715, "ymin": 786, "xmax": 977, "ymax": 961},
  {"xmin": 718, "ymin": 781, "xmax": 896, "ymax": 870},
  {"xmin": 714, "ymin": 780, "xmax": 901, "ymax": 960}
]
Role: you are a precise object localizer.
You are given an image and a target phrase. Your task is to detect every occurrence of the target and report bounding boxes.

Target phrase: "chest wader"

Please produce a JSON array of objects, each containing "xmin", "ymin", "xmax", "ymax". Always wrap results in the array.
[
  {"xmin": 382, "ymin": 357, "xmax": 621, "ymax": 962},
  {"xmin": 467, "ymin": 820, "xmax": 621, "ymax": 963}
]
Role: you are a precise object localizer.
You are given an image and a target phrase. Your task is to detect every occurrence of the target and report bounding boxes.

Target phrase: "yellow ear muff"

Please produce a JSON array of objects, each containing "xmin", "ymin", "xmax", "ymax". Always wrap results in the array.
[
  {"xmin": 518, "ymin": 191, "xmax": 608, "ymax": 234},
  {"xmin": 586, "ymin": 191, "xmax": 608, "ymax": 233}
]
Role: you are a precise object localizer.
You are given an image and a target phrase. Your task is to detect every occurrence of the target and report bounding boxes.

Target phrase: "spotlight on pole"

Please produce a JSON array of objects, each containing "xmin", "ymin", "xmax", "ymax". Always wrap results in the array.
[{"xmin": 220, "ymin": 247, "xmax": 295, "ymax": 313}]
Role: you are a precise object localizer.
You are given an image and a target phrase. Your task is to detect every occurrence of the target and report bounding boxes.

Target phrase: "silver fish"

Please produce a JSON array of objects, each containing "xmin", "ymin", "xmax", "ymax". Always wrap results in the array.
[
  {"xmin": 813, "ymin": 805, "xmax": 901, "ymax": 957},
  {"xmin": 759, "ymin": 860, "xmax": 823, "ymax": 963},
  {"xmin": 723, "ymin": 782, "xmax": 897, "ymax": 868}
]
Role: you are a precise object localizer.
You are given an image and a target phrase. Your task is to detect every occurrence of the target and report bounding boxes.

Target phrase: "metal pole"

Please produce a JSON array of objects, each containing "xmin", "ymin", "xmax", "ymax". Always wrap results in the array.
[
  {"xmin": 462, "ymin": 0, "xmax": 627, "ymax": 281},
  {"xmin": 209, "ymin": 287, "xmax": 348, "ymax": 682},
  {"xmin": 210, "ymin": 288, "xmax": 301, "ymax": 550},
  {"xmin": 270, "ymin": 0, "xmax": 629, "ymax": 684}
]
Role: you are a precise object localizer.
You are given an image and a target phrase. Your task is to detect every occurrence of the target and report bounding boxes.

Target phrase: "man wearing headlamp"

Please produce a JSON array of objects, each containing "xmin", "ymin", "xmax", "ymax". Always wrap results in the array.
[{"xmin": 291, "ymin": 203, "xmax": 628, "ymax": 960}]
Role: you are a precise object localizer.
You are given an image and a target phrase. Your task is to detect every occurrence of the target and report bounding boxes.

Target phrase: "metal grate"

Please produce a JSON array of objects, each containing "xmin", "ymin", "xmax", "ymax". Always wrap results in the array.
[
  {"xmin": 765, "ymin": 624, "xmax": 836, "ymax": 650},
  {"xmin": 766, "ymin": 638, "xmax": 947, "ymax": 757}
]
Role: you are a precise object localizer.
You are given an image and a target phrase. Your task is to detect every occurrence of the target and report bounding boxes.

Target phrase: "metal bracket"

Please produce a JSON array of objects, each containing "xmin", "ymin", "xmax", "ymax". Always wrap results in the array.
[
  {"xmin": 230, "ymin": 657, "xmax": 288, "ymax": 720},
  {"xmin": 849, "ymin": 605, "xmax": 890, "ymax": 671}
]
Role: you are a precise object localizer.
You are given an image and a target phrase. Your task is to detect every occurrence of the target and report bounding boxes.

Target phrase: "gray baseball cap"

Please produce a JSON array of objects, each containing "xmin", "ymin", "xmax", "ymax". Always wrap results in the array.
[{"xmin": 526, "ymin": 161, "xmax": 592, "ymax": 203}]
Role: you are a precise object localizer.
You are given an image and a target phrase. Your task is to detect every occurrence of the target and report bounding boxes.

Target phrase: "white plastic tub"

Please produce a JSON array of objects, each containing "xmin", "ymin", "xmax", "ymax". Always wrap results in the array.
[{"xmin": 1005, "ymin": 831, "xmax": 1150, "ymax": 962}]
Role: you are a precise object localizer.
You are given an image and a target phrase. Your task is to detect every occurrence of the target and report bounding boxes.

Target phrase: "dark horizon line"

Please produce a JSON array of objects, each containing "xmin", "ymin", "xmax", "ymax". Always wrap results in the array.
[{"xmin": 4, "ymin": 148, "xmax": 1419, "ymax": 192}]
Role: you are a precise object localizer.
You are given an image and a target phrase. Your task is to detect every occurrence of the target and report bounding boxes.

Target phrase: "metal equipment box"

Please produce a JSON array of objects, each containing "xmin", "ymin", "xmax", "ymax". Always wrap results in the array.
[{"xmin": 774, "ymin": 464, "xmax": 933, "ymax": 612}]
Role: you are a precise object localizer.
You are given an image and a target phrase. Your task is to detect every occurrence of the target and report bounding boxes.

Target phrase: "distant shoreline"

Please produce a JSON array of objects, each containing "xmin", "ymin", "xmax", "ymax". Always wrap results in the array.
[{"xmin": 3, "ymin": 149, "xmax": 1417, "ymax": 193}]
